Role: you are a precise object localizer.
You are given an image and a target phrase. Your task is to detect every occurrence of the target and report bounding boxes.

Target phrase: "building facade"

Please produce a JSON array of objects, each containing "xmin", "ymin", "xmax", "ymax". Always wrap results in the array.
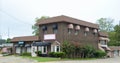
[
  {"xmin": 109, "ymin": 46, "xmax": 120, "ymax": 57},
  {"xmin": 11, "ymin": 15, "xmax": 110, "ymax": 57},
  {"xmin": 11, "ymin": 36, "xmax": 39, "ymax": 54}
]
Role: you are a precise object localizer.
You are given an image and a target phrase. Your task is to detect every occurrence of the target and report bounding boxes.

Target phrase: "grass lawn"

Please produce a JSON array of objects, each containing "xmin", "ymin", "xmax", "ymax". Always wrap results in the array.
[
  {"xmin": 21, "ymin": 56, "xmax": 61, "ymax": 62},
  {"xmin": 21, "ymin": 56, "xmax": 97, "ymax": 62}
]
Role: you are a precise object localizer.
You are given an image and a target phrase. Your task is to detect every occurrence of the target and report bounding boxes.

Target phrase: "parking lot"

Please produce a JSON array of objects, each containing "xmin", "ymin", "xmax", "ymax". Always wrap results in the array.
[
  {"xmin": 0, "ymin": 56, "xmax": 37, "ymax": 63},
  {"xmin": 0, "ymin": 56, "xmax": 120, "ymax": 63}
]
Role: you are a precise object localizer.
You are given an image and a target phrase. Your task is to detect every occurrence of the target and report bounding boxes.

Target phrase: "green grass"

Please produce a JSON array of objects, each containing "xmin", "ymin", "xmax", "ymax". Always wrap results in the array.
[
  {"xmin": 21, "ymin": 56, "xmax": 61, "ymax": 62},
  {"xmin": 21, "ymin": 56, "xmax": 97, "ymax": 62}
]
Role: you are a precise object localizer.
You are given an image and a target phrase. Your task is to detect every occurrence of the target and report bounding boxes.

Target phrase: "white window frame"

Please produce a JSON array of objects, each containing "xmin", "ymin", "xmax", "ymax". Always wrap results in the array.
[{"xmin": 51, "ymin": 45, "xmax": 60, "ymax": 52}]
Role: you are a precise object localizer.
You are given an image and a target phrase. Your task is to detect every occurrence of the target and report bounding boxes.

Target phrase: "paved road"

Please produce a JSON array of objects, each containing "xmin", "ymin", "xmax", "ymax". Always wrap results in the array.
[
  {"xmin": 0, "ymin": 56, "xmax": 37, "ymax": 63},
  {"xmin": 40, "ymin": 57, "xmax": 120, "ymax": 63}
]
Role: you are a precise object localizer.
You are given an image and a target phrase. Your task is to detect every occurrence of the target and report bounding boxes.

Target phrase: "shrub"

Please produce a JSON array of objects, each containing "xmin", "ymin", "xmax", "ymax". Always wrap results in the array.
[
  {"xmin": 94, "ymin": 50, "xmax": 106, "ymax": 58},
  {"xmin": 49, "ymin": 52, "xmax": 65, "ymax": 58},
  {"xmin": 35, "ymin": 51, "xmax": 42, "ymax": 56},
  {"xmin": 49, "ymin": 52, "xmax": 55, "ymax": 57},
  {"xmin": 21, "ymin": 52, "xmax": 31, "ymax": 56},
  {"xmin": 54, "ymin": 52, "xmax": 65, "ymax": 58}
]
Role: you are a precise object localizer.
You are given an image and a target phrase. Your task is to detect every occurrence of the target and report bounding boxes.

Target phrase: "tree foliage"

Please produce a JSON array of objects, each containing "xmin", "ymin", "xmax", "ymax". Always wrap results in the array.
[
  {"xmin": 61, "ymin": 41, "xmax": 105, "ymax": 58},
  {"xmin": 6, "ymin": 38, "xmax": 11, "ymax": 43},
  {"xmin": 108, "ymin": 24, "xmax": 120, "ymax": 46},
  {"xmin": 96, "ymin": 18, "xmax": 114, "ymax": 32},
  {"xmin": 32, "ymin": 16, "xmax": 49, "ymax": 36}
]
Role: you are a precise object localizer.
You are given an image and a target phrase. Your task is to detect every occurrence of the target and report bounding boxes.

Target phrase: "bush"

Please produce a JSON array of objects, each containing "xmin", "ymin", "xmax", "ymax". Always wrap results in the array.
[
  {"xmin": 94, "ymin": 50, "xmax": 106, "ymax": 58},
  {"xmin": 35, "ymin": 51, "xmax": 42, "ymax": 56},
  {"xmin": 21, "ymin": 52, "xmax": 31, "ymax": 56},
  {"xmin": 49, "ymin": 52, "xmax": 55, "ymax": 57},
  {"xmin": 49, "ymin": 52, "xmax": 65, "ymax": 58}
]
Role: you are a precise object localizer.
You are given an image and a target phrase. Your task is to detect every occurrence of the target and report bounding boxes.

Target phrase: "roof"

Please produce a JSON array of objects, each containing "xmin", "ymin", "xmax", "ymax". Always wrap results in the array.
[
  {"xmin": 99, "ymin": 31, "xmax": 108, "ymax": 37},
  {"xmin": 109, "ymin": 46, "xmax": 120, "ymax": 51},
  {"xmin": 36, "ymin": 15, "xmax": 99, "ymax": 29},
  {"xmin": 11, "ymin": 36, "xmax": 39, "ymax": 42}
]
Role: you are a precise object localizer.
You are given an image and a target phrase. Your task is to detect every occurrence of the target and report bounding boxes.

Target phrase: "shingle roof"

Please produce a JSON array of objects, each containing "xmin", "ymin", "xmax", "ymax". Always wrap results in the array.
[
  {"xmin": 36, "ymin": 15, "xmax": 99, "ymax": 29},
  {"xmin": 11, "ymin": 36, "xmax": 39, "ymax": 42},
  {"xmin": 99, "ymin": 31, "xmax": 108, "ymax": 37}
]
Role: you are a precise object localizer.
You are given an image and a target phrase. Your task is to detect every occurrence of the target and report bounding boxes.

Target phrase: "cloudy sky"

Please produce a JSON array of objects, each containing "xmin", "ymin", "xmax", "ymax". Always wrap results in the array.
[{"xmin": 0, "ymin": 0, "xmax": 120, "ymax": 39}]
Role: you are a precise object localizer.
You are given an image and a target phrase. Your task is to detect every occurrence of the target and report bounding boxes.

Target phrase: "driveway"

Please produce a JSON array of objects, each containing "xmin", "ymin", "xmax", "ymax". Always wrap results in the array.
[
  {"xmin": 0, "ymin": 55, "xmax": 37, "ymax": 63},
  {"xmin": 40, "ymin": 57, "xmax": 120, "ymax": 63}
]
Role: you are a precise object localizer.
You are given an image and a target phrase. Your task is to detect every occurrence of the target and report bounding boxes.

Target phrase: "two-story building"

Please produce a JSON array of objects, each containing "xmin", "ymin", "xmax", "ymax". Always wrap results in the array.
[{"xmin": 11, "ymin": 15, "xmax": 110, "ymax": 57}]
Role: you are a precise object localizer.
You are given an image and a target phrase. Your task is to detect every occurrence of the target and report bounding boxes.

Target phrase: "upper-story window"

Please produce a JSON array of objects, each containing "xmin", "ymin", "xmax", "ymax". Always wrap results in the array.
[
  {"xmin": 75, "ymin": 25, "xmax": 80, "ymax": 35},
  {"xmin": 84, "ymin": 27, "xmax": 89, "ymax": 36},
  {"xmin": 42, "ymin": 25, "xmax": 47, "ymax": 34},
  {"xmin": 53, "ymin": 24, "xmax": 58, "ymax": 34},
  {"xmin": 93, "ymin": 29, "xmax": 97, "ymax": 36},
  {"xmin": 68, "ymin": 24, "xmax": 73, "ymax": 34},
  {"xmin": 100, "ymin": 40, "xmax": 107, "ymax": 45},
  {"xmin": 68, "ymin": 29, "xmax": 72, "ymax": 34},
  {"xmin": 84, "ymin": 32, "xmax": 87, "ymax": 36}
]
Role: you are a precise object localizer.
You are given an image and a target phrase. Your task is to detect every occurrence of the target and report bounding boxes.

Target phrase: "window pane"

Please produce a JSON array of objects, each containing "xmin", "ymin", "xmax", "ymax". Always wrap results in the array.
[
  {"xmin": 56, "ymin": 46, "xmax": 59, "ymax": 52},
  {"xmin": 43, "ymin": 46, "xmax": 46, "ymax": 53}
]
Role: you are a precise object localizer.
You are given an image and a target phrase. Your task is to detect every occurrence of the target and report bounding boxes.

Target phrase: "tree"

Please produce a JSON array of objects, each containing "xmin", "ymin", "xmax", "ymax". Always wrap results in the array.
[
  {"xmin": 32, "ymin": 16, "xmax": 49, "ymax": 36},
  {"xmin": 108, "ymin": 32, "xmax": 116, "ymax": 46},
  {"xmin": 6, "ymin": 38, "xmax": 11, "ymax": 43},
  {"xmin": 108, "ymin": 24, "xmax": 120, "ymax": 46},
  {"xmin": 114, "ymin": 24, "xmax": 120, "ymax": 41},
  {"xmin": 96, "ymin": 18, "xmax": 114, "ymax": 32}
]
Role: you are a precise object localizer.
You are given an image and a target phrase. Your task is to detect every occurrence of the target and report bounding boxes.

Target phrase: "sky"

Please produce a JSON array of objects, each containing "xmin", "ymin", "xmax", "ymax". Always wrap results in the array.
[{"xmin": 0, "ymin": 0, "xmax": 120, "ymax": 39}]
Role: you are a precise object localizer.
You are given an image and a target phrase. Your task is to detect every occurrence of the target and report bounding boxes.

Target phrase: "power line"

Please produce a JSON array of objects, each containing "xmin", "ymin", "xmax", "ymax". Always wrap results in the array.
[{"xmin": 0, "ymin": 9, "xmax": 33, "ymax": 25}]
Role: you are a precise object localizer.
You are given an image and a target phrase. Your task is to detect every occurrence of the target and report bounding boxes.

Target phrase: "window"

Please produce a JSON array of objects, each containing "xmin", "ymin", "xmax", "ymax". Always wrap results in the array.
[
  {"xmin": 93, "ymin": 33, "xmax": 98, "ymax": 37},
  {"xmin": 53, "ymin": 24, "xmax": 58, "ymax": 34},
  {"xmin": 68, "ymin": 29, "xmax": 72, "ymax": 34},
  {"xmin": 43, "ymin": 46, "xmax": 46, "ymax": 53},
  {"xmin": 51, "ymin": 45, "xmax": 60, "ymax": 52},
  {"xmin": 100, "ymin": 40, "xmax": 107, "ymax": 45},
  {"xmin": 75, "ymin": 30, "xmax": 79, "ymax": 35},
  {"xmin": 84, "ymin": 32, "xmax": 87, "ymax": 36},
  {"xmin": 56, "ymin": 46, "xmax": 60, "ymax": 52},
  {"xmin": 38, "ymin": 46, "xmax": 47, "ymax": 54},
  {"xmin": 42, "ymin": 26, "xmax": 47, "ymax": 34},
  {"xmin": 38, "ymin": 46, "xmax": 42, "ymax": 51}
]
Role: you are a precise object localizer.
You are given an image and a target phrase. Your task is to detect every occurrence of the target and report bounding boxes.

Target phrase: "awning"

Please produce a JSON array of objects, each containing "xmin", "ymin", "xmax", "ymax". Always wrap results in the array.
[
  {"xmin": 32, "ymin": 42, "xmax": 51, "ymax": 46},
  {"xmin": 99, "ymin": 37, "xmax": 110, "ymax": 42},
  {"xmin": 85, "ymin": 27, "xmax": 89, "ymax": 32},
  {"xmin": 25, "ymin": 44, "xmax": 31, "ymax": 47},
  {"xmin": 102, "ymin": 47, "xmax": 111, "ymax": 51}
]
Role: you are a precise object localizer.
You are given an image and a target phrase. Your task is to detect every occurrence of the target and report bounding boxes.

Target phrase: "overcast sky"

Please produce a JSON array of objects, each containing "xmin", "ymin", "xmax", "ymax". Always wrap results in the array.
[{"xmin": 0, "ymin": 0, "xmax": 120, "ymax": 39}]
